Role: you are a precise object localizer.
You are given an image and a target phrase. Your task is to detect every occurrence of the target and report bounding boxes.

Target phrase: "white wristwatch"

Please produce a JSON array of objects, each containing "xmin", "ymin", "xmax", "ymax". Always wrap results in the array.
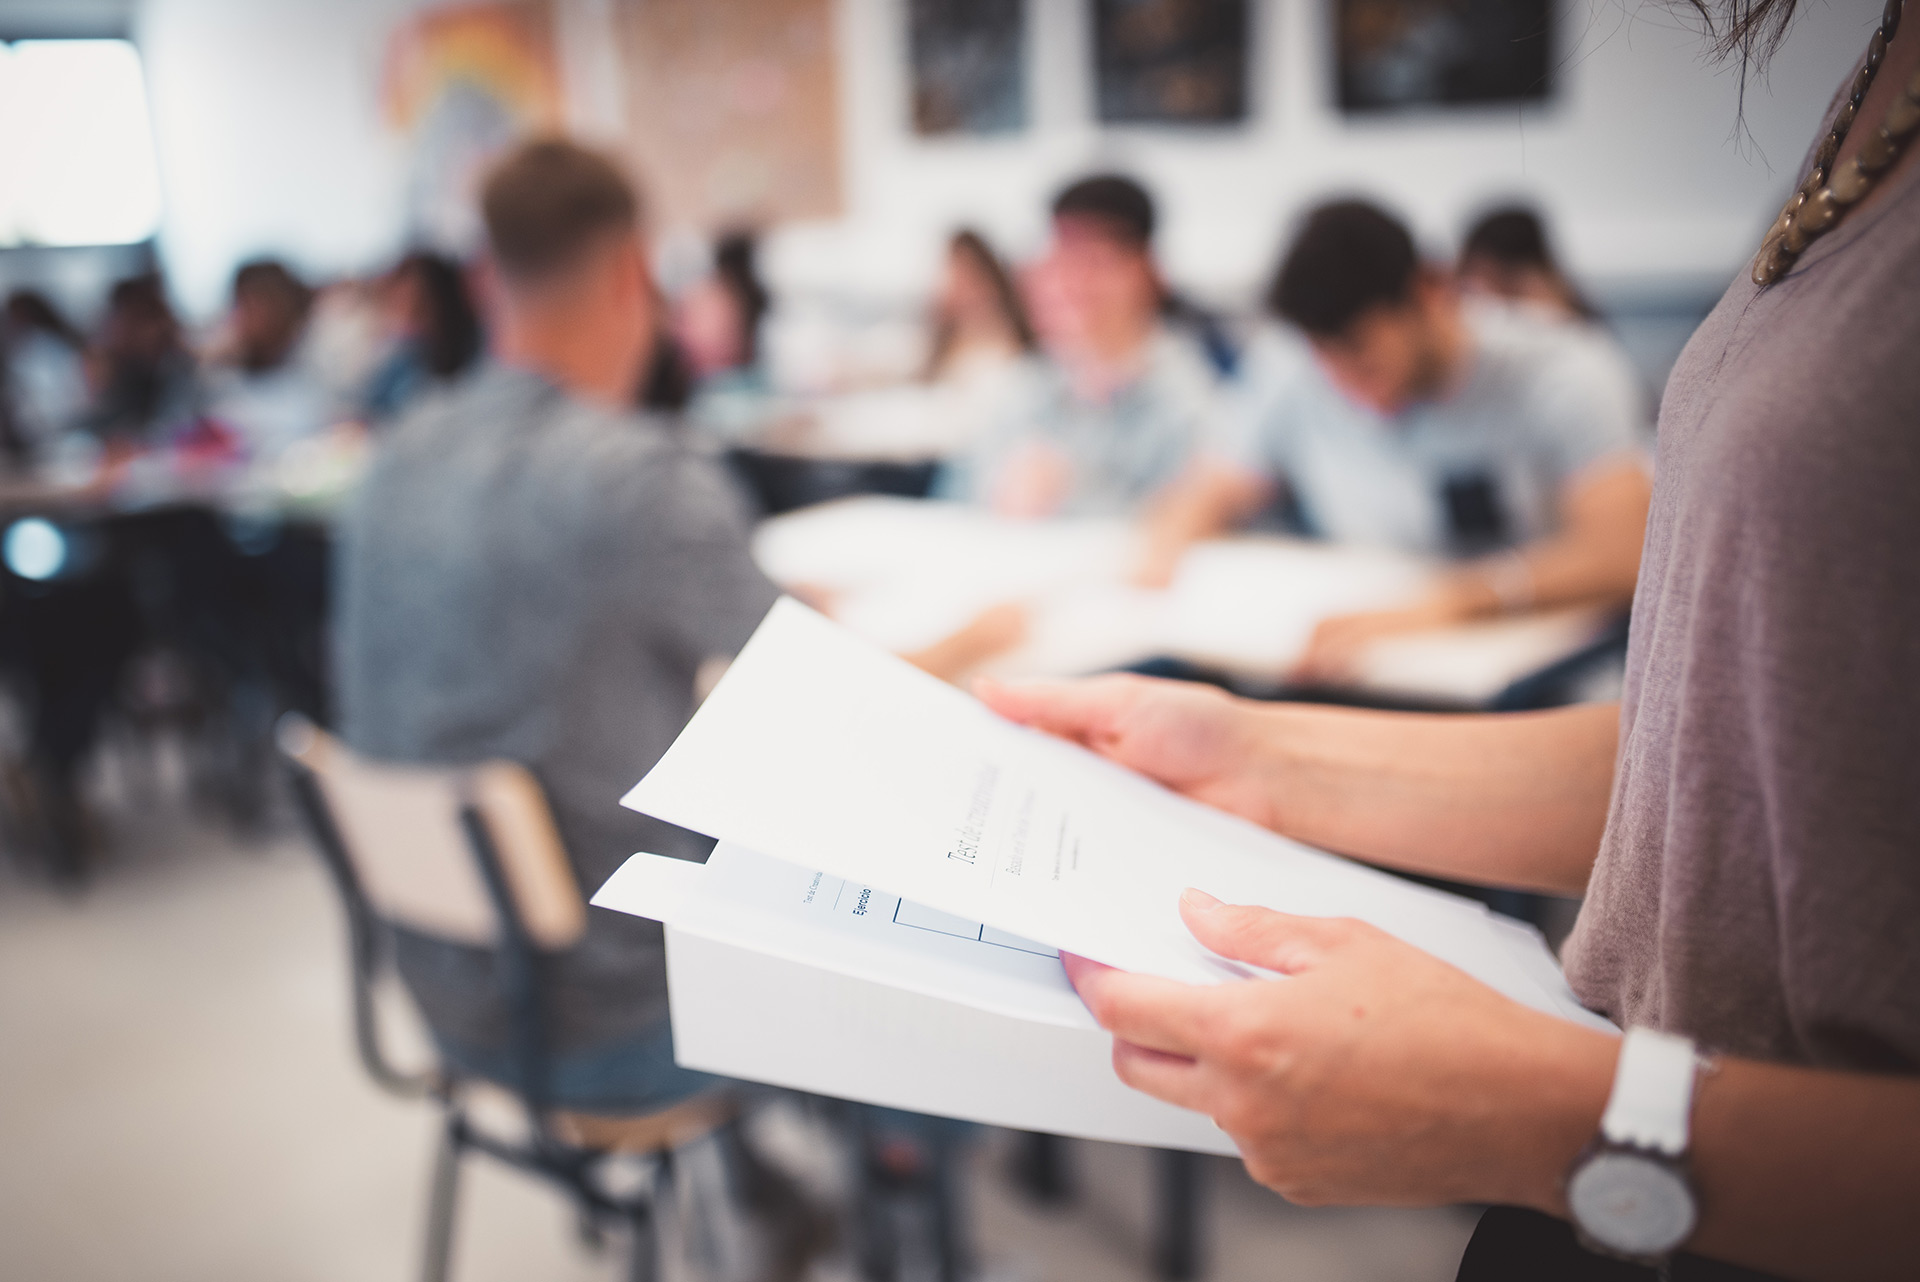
[{"xmin": 1565, "ymin": 1027, "xmax": 1704, "ymax": 1263}]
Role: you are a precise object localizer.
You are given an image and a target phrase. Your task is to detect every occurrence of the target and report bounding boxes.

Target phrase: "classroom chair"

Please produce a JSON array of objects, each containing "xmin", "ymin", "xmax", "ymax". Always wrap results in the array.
[{"xmin": 278, "ymin": 714, "xmax": 738, "ymax": 1282}]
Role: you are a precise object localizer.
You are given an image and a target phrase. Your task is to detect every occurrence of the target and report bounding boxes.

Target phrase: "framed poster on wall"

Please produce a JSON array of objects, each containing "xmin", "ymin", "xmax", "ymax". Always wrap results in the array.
[
  {"xmin": 908, "ymin": 0, "xmax": 1028, "ymax": 136},
  {"xmin": 1092, "ymin": 0, "xmax": 1250, "ymax": 125},
  {"xmin": 1334, "ymin": 0, "xmax": 1555, "ymax": 113},
  {"xmin": 618, "ymin": 0, "xmax": 843, "ymax": 229}
]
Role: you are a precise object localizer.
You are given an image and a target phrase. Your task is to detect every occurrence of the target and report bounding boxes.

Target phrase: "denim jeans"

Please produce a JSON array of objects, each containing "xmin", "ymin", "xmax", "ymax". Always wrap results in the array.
[{"xmin": 434, "ymin": 1018, "xmax": 721, "ymax": 1116}]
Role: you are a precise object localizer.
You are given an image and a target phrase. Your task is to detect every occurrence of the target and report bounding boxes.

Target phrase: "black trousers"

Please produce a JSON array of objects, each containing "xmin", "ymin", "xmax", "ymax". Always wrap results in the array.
[{"xmin": 1458, "ymin": 1207, "xmax": 1791, "ymax": 1282}]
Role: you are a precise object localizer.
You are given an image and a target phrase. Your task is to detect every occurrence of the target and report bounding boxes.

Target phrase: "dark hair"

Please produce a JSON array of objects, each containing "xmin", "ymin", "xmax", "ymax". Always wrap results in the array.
[
  {"xmin": 1268, "ymin": 200, "xmax": 1419, "ymax": 338},
  {"xmin": 711, "ymin": 230, "xmax": 770, "ymax": 364},
  {"xmin": 925, "ymin": 228, "xmax": 1034, "ymax": 379},
  {"xmin": 1461, "ymin": 207, "xmax": 1552, "ymax": 270},
  {"xmin": 395, "ymin": 251, "xmax": 482, "ymax": 378},
  {"xmin": 4, "ymin": 290, "xmax": 84, "ymax": 349},
  {"xmin": 232, "ymin": 258, "xmax": 313, "ymax": 316},
  {"xmin": 481, "ymin": 138, "xmax": 639, "ymax": 281},
  {"xmin": 1460, "ymin": 205, "xmax": 1599, "ymax": 320},
  {"xmin": 104, "ymin": 273, "xmax": 181, "ymax": 347},
  {"xmin": 637, "ymin": 331, "xmax": 694, "ymax": 412},
  {"xmin": 1681, "ymin": 0, "xmax": 1799, "ymax": 67},
  {"xmin": 1051, "ymin": 173, "xmax": 1156, "ymax": 246}
]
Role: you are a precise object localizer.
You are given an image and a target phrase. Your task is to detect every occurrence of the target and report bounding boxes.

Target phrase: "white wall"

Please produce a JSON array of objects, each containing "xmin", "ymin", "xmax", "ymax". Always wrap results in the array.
[
  {"xmin": 135, "ymin": 0, "xmax": 424, "ymax": 318},
  {"xmin": 134, "ymin": 0, "xmax": 1874, "ymax": 318},
  {"xmin": 772, "ymin": 0, "xmax": 1873, "ymax": 307}
]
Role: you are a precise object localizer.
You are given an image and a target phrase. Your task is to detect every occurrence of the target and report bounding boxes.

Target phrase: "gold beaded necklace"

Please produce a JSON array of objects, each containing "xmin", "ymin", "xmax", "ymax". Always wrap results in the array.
[{"xmin": 1753, "ymin": 0, "xmax": 1920, "ymax": 285}]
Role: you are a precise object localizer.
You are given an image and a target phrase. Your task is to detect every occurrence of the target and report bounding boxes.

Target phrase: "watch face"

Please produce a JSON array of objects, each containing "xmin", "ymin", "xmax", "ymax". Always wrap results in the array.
[{"xmin": 1567, "ymin": 1151, "xmax": 1698, "ymax": 1257}]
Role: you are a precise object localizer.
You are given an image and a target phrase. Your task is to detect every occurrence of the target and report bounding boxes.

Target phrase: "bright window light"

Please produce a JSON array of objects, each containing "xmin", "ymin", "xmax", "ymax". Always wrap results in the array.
[{"xmin": 0, "ymin": 39, "xmax": 163, "ymax": 248}]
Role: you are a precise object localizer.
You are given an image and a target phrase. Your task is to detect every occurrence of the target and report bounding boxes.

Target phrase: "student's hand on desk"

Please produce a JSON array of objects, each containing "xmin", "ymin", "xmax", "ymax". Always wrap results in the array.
[
  {"xmin": 1129, "ymin": 531, "xmax": 1187, "ymax": 590},
  {"xmin": 975, "ymin": 674, "xmax": 1280, "ymax": 830},
  {"xmin": 903, "ymin": 601, "xmax": 1030, "ymax": 682},
  {"xmin": 1291, "ymin": 596, "xmax": 1471, "ymax": 684},
  {"xmin": 1066, "ymin": 890, "xmax": 1612, "ymax": 1210},
  {"xmin": 990, "ymin": 443, "xmax": 1074, "ymax": 520}
]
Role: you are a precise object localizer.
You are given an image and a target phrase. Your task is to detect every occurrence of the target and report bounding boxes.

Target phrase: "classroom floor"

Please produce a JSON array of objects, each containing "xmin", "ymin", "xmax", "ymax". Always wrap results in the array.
[{"xmin": 0, "ymin": 797, "xmax": 1479, "ymax": 1282}]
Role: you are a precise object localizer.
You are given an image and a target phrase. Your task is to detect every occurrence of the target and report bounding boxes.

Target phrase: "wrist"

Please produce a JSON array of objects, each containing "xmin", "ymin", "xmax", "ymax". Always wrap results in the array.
[
  {"xmin": 1430, "ymin": 573, "xmax": 1499, "ymax": 623},
  {"xmin": 1480, "ymin": 1017, "xmax": 1618, "ymax": 1213}
]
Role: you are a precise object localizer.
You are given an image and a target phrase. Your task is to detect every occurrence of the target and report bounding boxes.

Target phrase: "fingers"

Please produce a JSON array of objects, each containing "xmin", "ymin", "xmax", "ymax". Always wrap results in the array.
[
  {"xmin": 973, "ymin": 674, "xmax": 1135, "ymax": 745},
  {"xmin": 1291, "ymin": 618, "xmax": 1362, "ymax": 684},
  {"xmin": 1062, "ymin": 951, "xmax": 1216, "ymax": 1057},
  {"xmin": 1180, "ymin": 889, "xmax": 1365, "ymax": 975},
  {"xmin": 1110, "ymin": 1039, "xmax": 1210, "ymax": 1112}
]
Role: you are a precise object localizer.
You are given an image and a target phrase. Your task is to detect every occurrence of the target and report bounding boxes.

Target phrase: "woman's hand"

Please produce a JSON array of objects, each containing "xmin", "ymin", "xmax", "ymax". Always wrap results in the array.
[
  {"xmin": 1067, "ymin": 890, "xmax": 1615, "ymax": 1210},
  {"xmin": 975, "ymin": 673, "xmax": 1282, "ymax": 831}
]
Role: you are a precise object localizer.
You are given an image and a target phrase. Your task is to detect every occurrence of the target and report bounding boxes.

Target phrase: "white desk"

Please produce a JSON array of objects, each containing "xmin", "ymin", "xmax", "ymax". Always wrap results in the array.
[{"xmin": 754, "ymin": 497, "xmax": 1615, "ymax": 706}]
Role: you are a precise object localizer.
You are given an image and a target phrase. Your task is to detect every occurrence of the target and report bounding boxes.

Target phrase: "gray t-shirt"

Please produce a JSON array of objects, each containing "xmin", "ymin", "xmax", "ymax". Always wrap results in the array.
[
  {"xmin": 334, "ymin": 364, "xmax": 779, "ymax": 1052},
  {"xmin": 1215, "ymin": 309, "xmax": 1645, "ymax": 553},
  {"xmin": 1563, "ymin": 121, "xmax": 1920, "ymax": 1070},
  {"xmin": 946, "ymin": 329, "xmax": 1218, "ymax": 517}
]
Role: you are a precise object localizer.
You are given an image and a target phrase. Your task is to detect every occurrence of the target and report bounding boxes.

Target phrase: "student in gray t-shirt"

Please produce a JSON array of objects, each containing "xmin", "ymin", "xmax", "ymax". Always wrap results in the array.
[
  {"xmin": 333, "ymin": 140, "xmax": 778, "ymax": 1114},
  {"xmin": 1145, "ymin": 201, "xmax": 1652, "ymax": 681}
]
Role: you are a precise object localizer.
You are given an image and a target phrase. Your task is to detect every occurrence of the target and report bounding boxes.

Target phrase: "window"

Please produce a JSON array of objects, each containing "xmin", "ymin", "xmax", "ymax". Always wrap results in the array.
[{"xmin": 0, "ymin": 39, "xmax": 162, "ymax": 247}]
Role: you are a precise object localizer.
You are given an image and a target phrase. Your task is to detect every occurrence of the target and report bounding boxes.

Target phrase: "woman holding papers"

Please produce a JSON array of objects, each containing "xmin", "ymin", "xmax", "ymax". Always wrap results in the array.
[{"xmin": 980, "ymin": 1, "xmax": 1920, "ymax": 1274}]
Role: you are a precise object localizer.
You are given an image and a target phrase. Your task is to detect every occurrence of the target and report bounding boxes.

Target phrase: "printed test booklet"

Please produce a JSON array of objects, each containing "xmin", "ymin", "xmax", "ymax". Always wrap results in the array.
[{"xmin": 591, "ymin": 598, "xmax": 1612, "ymax": 1152}]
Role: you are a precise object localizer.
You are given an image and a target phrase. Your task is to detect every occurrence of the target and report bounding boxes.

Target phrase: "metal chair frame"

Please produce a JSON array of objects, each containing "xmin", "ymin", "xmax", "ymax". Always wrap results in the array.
[{"xmin": 284, "ymin": 745, "xmax": 675, "ymax": 1282}]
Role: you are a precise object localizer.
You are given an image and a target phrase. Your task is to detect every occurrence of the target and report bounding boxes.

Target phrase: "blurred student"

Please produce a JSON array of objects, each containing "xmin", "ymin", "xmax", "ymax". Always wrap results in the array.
[
  {"xmin": 204, "ymin": 259, "xmax": 339, "ymax": 461},
  {"xmin": 947, "ymin": 174, "xmax": 1217, "ymax": 518},
  {"xmin": 0, "ymin": 291, "xmax": 89, "ymax": 463},
  {"xmin": 898, "ymin": 228, "xmax": 1038, "ymax": 454},
  {"xmin": 362, "ymin": 251, "xmax": 483, "ymax": 422},
  {"xmin": 335, "ymin": 138, "xmax": 1017, "ymax": 1117},
  {"xmin": 336, "ymin": 139, "xmax": 777, "ymax": 1114},
  {"xmin": 85, "ymin": 273, "xmax": 200, "ymax": 444},
  {"xmin": 924, "ymin": 229, "xmax": 1034, "ymax": 386},
  {"xmin": 1457, "ymin": 205, "xmax": 1599, "ymax": 323},
  {"xmin": 1145, "ymin": 200, "xmax": 1651, "ymax": 679},
  {"xmin": 676, "ymin": 230, "xmax": 774, "ymax": 440}
]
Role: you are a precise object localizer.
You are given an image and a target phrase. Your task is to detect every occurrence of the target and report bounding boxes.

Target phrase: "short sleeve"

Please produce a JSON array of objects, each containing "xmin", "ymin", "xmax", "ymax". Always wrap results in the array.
[
  {"xmin": 616, "ymin": 439, "xmax": 781, "ymax": 665},
  {"xmin": 1206, "ymin": 327, "xmax": 1311, "ymax": 479},
  {"xmin": 1523, "ymin": 330, "xmax": 1649, "ymax": 481}
]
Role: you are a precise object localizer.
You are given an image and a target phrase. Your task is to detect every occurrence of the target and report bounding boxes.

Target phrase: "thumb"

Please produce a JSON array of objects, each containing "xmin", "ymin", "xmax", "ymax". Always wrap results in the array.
[
  {"xmin": 1179, "ymin": 888, "xmax": 1355, "ymax": 975},
  {"xmin": 973, "ymin": 675, "xmax": 1126, "ymax": 745}
]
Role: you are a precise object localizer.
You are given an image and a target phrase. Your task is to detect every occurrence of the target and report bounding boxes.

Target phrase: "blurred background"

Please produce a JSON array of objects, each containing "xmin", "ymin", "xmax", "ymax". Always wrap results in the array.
[{"xmin": 0, "ymin": 1, "xmax": 1875, "ymax": 1280}]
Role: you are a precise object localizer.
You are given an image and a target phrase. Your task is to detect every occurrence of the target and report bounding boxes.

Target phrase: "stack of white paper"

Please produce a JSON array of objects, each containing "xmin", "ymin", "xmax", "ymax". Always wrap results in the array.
[{"xmin": 592, "ymin": 599, "xmax": 1611, "ymax": 1154}]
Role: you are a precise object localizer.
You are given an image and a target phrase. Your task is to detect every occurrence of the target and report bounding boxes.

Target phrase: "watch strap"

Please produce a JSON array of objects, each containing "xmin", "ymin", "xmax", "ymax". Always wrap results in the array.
[{"xmin": 1599, "ymin": 1028, "xmax": 1698, "ymax": 1157}]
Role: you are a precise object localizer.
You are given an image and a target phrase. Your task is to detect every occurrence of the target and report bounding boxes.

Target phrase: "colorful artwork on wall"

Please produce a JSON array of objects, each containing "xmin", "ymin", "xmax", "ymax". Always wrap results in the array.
[
  {"xmin": 381, "ymin": 1, "xmax": 561, "ymax": 252},
  {"xmin": 1092, "ymin": 0, "xmax": 1249, "ymax": 126},
  {"xmin": 1334, "ymin": 0, "xmax": 1555, "ymax": 113},
  {"xmin": 907, "ymin": 0, "xmax": 1028, "ymax": 137}
]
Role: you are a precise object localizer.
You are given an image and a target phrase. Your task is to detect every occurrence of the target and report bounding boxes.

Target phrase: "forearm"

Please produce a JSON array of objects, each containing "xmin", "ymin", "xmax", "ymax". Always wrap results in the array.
[
  {"xmin": 1434, "ymin": 459, "xmax": 1652, "ymax": 620},
  {"xmin": 1499, "ymin": 1026, "xmax": 1920, "ymax": 1281},
  {"xmin": 1436, "ymin": 530, "xmax": 1642, "ymax": 621},
  {"xmin": 1247, "ymin": 699, "xmax": 1617, "ymax": 895},
  {"xmin": 1137, "ymin": 464, "xmax": 1269, "ymax": 583}
]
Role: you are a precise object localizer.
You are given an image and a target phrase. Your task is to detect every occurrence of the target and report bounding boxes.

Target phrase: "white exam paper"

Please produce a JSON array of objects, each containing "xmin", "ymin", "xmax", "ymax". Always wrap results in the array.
[
  {"xmin": 624, "ymin": 598, "xmax": 1610, "ymax": 1029},
  {"xmin": 594, "ymin": 842, "xmax": 1091, "ymax": 1029},
  {"xmin": 591, "ymin": 842, "xmax": 1237, "ymax": 1152}
]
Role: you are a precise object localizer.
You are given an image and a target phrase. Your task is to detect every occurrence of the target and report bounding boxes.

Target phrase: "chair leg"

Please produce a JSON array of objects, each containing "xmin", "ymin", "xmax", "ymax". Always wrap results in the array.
[
  {"xmin": 422, "ymin": 1116, "xmax": 464, "ymax": 1282},
  {"xmin": 930, "ymin": 1127, "xmax": 970, "ymax": 1282},
  {"xmin": 1152, "ymin": 1149, "xmax": 1204, "ymax": 1281},
  {"xmin": 625, "ymin": 1202, "xmax": 657, "ymax": 1282}
]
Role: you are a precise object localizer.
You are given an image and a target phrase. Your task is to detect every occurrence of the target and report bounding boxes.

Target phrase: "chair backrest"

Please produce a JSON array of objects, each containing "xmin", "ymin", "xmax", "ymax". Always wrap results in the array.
[{"xmin": 278, "ymin": 715, "xmax": 587, "ymax": 950}]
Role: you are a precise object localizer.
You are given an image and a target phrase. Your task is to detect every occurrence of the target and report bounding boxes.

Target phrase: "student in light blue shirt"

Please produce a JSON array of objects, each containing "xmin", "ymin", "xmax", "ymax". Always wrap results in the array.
[
  {"xmin": 944, "ymin": 175, "xmax": 1219, "ymax": 519},
  {"xmin": 1146, "ymin": 200, "xmax": 1651, "ymax": 680}
]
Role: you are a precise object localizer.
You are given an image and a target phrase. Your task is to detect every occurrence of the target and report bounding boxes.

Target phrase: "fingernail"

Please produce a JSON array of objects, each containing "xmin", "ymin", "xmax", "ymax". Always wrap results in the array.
[{"xmin": 1181, "ymin": 887, "xmax": 1223, "ymax": 912}]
